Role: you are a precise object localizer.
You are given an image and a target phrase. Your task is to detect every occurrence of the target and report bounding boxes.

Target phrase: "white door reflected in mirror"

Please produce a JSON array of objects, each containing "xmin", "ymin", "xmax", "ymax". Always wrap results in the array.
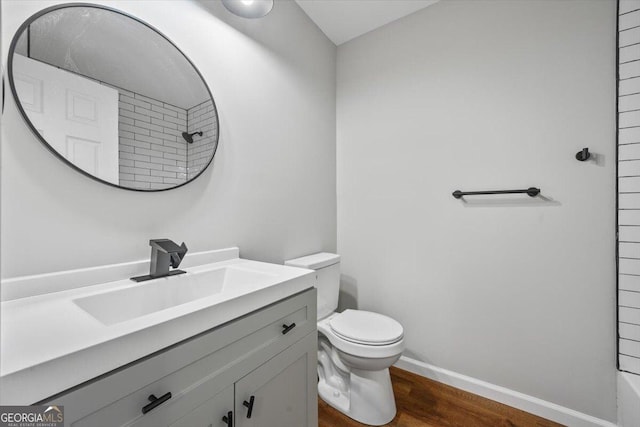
[{"xmin": 14, "ymin": 54, "xmax": 119, "ymax": 183}]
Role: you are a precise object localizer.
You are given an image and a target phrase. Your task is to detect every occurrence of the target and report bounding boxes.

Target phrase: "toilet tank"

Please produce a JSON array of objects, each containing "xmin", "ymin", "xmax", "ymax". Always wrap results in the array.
[{"xmin": 285, "ymin": 253, "xmax": 340, "ymax": 320}]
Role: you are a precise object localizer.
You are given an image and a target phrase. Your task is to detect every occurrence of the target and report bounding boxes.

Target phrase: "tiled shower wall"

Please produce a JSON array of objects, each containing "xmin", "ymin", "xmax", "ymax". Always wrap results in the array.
[
  {"xmin": 186, "ymin": 99, "xmax": 218, "ymax": 179},
  {"xmin": 618, "ymin": 0, "xmax": 640, "ymax": 374},
  {"xmin": 117, "ymin": 89, "xmax": 188, "ymax": 190}
]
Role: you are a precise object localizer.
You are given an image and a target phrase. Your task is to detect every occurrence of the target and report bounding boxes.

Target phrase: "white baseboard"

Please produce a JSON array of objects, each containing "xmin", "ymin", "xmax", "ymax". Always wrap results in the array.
[{"xmin": 394, "ymin": 356, "xmax": 617, "ymax": 427}]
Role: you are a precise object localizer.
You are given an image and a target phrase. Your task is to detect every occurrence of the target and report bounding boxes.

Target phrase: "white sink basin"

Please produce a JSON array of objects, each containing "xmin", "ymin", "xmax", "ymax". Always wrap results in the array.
[{"xmin": 73, "ymin": 266, "xmax": 277, "ymax": 326}]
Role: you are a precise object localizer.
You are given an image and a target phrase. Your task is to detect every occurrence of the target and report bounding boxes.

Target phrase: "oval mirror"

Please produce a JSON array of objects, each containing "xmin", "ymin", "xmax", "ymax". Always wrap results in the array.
[{"xmin": 8, "ymin": 4, "xmax": 219, "ymax": 191}]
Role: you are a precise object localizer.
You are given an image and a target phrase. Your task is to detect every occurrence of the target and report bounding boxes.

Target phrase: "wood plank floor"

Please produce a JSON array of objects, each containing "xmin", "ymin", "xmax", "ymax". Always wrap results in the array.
[{"xmin": 318, "ymin": 367, "xmax": 565, "ymax": 427}]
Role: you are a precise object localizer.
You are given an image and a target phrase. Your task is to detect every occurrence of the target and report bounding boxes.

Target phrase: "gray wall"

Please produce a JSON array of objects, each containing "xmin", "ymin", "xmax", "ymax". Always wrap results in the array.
[
  {"xmin": 1, "ymin": 0, "xmax": 336, "ymax": 277},
  {"xmin": 337, "ymin": 0, "xmax": 617, "ymax": 421}
]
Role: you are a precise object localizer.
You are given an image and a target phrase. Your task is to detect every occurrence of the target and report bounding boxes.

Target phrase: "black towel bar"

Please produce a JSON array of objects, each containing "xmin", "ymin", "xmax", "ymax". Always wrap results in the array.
[{"xmin": 452, "ymin": 187, "xmax": 540, "ymax": 199}]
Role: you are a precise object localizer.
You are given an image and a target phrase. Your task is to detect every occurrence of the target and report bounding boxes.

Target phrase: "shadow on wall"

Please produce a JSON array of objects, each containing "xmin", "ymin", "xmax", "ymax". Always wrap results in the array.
[
  {"xmin": 457, "ymin": 194, "xmax": 561, "ymax": 208},
  {"xmin": 338, "ymin": 274, "xmax": 358, "ymax": 312},
  {"xmin": 591, "ymin": 152, "xmax": 607, "ymax": 168}
]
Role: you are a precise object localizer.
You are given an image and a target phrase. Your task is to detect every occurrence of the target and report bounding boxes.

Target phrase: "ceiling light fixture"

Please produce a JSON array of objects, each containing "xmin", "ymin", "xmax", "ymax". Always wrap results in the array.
[{"xmin": 222, "ymin": 0, "xmax": 273, "ymax": 19}]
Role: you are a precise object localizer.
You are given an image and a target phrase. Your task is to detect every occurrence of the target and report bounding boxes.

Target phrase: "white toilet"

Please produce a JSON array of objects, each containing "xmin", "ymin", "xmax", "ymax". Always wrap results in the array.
[{"xmin": 285, "ymin": 253, "xmax": 404, "ymax": 426}]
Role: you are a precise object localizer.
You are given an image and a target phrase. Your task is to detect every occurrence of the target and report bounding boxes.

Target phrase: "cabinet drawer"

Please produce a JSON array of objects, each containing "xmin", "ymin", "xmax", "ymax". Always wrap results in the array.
[{"xmin": 44, "ymin": 288, "xmax": 316, "ymax": 426}]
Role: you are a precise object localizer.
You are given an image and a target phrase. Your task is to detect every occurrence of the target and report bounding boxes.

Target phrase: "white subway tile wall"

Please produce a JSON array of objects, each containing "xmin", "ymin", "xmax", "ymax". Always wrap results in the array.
[
  {"xmin": 118, "ymin": 90, "xmax": 188, "ymax": 190},
  {"xmin": 186, "ymin": 99, "xmax": 218, "ymax": 179},
  {"xmin": 118, "ymin": 88, "xmax": 187, "ymax": 190},
  {"xmin": 619, "ymin": 0, "xmax": 640, "ymax": 374},
  {"xmin": 116, "ymin": 91, "xmax": 217, "ymax": 189}
]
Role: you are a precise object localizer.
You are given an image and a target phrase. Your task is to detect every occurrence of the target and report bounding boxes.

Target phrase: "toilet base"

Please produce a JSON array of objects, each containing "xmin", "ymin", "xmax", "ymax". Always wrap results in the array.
[{"xmin": 318, "ymin": 366, "xmax": 397, "ymax": 426}]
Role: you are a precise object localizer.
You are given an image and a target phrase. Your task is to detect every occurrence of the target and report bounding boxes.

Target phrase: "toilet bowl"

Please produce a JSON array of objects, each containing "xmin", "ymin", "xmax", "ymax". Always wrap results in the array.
[
  {"xmin": 285, "ymin": 253, "xmax": 404, "ymax": 426},
  {"xmin": 317, "ymin": 310, "xmax": 404, "ymax": 425}
]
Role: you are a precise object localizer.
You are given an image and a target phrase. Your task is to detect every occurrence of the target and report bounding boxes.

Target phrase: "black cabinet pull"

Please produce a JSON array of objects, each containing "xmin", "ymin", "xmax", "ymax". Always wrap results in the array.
[
  {"xmin": 141, "ymin": 392, "xmax": 172, "ymax": 414},
  {"xmin": 243, "ymin": 395, "xmax": 255, "ymax": 418},
  {"xmin": 222, "ymin": 410, "xmax": 233, "ymax": 426},
  {"xmin": 282, "ymin": 323, "xmax": 296, "ymax": 335}
]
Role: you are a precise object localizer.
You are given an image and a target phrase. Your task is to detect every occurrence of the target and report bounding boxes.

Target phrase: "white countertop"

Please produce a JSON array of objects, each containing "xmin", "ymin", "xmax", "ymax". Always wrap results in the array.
[{"xmin": 0, "ymin": 249, "xmax": 314, "ymax": 405}]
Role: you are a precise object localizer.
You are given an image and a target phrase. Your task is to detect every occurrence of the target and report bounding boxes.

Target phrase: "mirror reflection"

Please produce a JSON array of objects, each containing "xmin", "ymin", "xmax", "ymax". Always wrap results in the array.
[{"xmin": 10, "ymin": 6, "xmax": 219, "ymax": 190}]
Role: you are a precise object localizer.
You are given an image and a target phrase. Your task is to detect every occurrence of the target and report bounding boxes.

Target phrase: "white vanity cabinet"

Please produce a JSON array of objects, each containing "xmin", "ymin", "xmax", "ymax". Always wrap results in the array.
[{"xmin": 41, "ymin": 288, "xmax": 318, "ymax": 427}]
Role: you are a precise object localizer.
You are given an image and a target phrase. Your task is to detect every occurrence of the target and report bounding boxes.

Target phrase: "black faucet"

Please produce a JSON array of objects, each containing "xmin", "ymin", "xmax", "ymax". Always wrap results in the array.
[{"xmin": 131, "ymin": 239, "xmax": 188, "ymax": 282}]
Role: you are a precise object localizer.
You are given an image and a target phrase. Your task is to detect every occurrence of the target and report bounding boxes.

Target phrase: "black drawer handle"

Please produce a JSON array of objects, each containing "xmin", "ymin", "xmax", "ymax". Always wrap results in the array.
[
  {"xmin": 222, "ymin": 410, "xmax": 233, "ymax": 426},
  {"xmin": 282, "ymin": 323, "xmax": 296, "ymax": 335},
  {"xmin": 141, "ymin": 392, "xmax": 172, "ymax": 414},
  {"xmin": 243, "ymin": 395, "xmax": 255, "ymax": 418}
]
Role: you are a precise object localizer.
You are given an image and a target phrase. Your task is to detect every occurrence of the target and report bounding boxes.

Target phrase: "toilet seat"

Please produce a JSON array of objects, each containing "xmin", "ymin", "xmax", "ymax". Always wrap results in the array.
[
  {"xmin": 330, "ymin": 310, "xmax": 403, "ymax": 346},
  {"xmin": 318, "ymin": 312, "xmax": 405, "ymax": 359}
]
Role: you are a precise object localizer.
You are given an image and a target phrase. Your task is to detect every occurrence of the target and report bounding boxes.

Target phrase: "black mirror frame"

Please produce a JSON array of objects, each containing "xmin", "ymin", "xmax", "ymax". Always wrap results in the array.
[{"xmin": 7, "ymin": 3, "xmax": 220, "ymax": 192}]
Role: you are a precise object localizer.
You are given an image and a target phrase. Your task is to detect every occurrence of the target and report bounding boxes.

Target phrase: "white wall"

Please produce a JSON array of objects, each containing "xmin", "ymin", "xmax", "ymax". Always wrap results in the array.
[
  {"xmin": 1, "ymin": 0, "xmax": 336, "ymax": 278},
  {"xmin": 337, "ymin": 0, "xmax": 617, "ymax": 421}
]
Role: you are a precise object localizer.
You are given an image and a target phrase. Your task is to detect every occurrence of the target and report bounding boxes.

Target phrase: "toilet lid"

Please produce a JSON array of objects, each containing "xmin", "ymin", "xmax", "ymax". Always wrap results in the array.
[{"xmin": 329, "ymin": 310, "xmax": 403, "ymax": 346}]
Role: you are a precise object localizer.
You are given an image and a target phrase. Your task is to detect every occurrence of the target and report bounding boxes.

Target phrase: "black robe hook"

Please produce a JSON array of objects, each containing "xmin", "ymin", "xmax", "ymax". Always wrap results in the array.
[{"xmin": 576, "ymin": 147, "xmax": 590, "ymax": 161}]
